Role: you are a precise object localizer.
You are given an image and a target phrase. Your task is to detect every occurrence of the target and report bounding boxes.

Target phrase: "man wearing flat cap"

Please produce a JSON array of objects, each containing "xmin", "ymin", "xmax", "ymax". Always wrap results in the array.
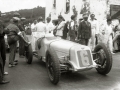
[
  {"xmin": 18, "ymin": 17, "xmax": 26, "ymax": 58},
  {"xmin": 78, "ymin": 13, "xmax": 91, "ymax": 45},
  {"xmin": 6, "ymin": 17, "xmax": 29, "ymax": 67}
]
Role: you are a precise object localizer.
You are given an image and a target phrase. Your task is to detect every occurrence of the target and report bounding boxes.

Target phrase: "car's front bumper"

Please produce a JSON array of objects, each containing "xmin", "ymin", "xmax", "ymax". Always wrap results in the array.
[{"xmin": 70, "ymin": 65, "xmax": 97, "ymax": 72}]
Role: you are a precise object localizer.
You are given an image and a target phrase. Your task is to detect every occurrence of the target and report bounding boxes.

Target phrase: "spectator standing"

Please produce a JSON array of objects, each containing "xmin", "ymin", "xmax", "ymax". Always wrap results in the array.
[
  {"xmin": 89, "ymin": 14, "xmax": 99, "ymax": 51},
  {"xmin": 6, "ymin": 17, "xmax": 30, "ymax": 67},
  {"xmin": 46, "ymin": 17, "xmax": 54, "ymax": 35},
  {"xmin": 18, "ymin": 17, "xmax": 26, "ymax": 58},
  {"xmin": 113, "ymin": 24, "xmax": 120, "ymax": 52},
  {"xmin": 62, "ymin": 21, "xmax": 69, "ymax": 39},
  {"xmin": 69, "ymin": 15, "xmax": 77, "ymax": 42},
  {"xmin": 31, "ymin": 20, "xmax": 37, "ymax": 32},
  {"xmin": 0, "ymin": 14, "xmax": 10, "ymax": 84},
  {"xmin": 99, "ymin": 17, "xmax": 114, "ymax": 54},
  {"xmin": 78, "ymin": 14, "xmax": 91, "ymax": 45},
  {"xmin": 34, "ymin": 17, "xmax": 46, "ymax": 51},
  {"xmin": 55, "ymin": 15, "xmax": 65, "ymax": 38}
]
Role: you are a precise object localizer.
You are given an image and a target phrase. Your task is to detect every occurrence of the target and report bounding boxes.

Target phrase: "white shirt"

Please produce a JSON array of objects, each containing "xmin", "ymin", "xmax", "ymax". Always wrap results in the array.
[
  {"xmin": 89, "ymin": 19, "xmax": 99, "ymax": 34},
  {"xmin": 34, "ymin": 22, "xmax": 46, "ymax": 38},
  {"xmin": 56, "ymin": 21, "xmax": 65, "ymax": 36},
  {"xmin": 35, "ymin": 22, "xmax": 46, "ymax": 32},
  {"xmin": 104, "ymin": 24, "xmax": 113, "ymax": 36},
  {"xmin": 31, "ymin": 23, "xmax": 36, "ymax": 32},
  {"xmin": 46, "ymin": 22, "xmax": 54, "ymax": 33}
]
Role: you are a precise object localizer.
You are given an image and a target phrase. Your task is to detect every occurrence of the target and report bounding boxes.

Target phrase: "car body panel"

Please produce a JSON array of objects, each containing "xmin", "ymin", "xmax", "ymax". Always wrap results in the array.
[{"xmin": 36, "ymin": 36, "xmax": 97, "ymax": 72}]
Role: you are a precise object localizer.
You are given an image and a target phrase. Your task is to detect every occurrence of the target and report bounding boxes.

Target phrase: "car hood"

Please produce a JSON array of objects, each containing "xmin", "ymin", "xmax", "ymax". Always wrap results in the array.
[{"xmin": 50, "ymin": 39, "xmax": 90, "ymax": 56}]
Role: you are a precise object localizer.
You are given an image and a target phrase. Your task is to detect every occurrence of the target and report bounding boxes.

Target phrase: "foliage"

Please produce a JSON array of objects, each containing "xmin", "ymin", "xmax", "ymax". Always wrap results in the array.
[{"xmin": 1, "ymin": 6, "xmax": 45, "ymax": 26}]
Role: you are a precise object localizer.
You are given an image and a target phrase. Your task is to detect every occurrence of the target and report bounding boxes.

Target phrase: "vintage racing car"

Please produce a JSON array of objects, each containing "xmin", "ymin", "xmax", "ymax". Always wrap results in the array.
[{"xmin": 25, "ymin": 35, "xmax": 112, "ymax": 85}]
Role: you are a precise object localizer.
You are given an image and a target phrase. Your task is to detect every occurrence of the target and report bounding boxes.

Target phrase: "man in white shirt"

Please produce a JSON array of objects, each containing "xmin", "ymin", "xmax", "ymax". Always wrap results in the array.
[
  {"xmin": 31, "ymin": 20, "xmax": 37, "ymax": 32},
  {"xmin": 89, "ymin": 14, "xmax": 99, "ymax": 50},
  {"xmin": 32, "ymin": 17, "xmax": 46, "ymax": 51},
  {"xmin": 46, "ymin": 17, "xmax": 54, "ymax": 35},
  {"xmin": 99, "ymin": 17, "xmax": 114, "ymax": 54},
  {"xmin": 35, "ymin": 17, "xmax": 46, "ymax": 39},
  {"xmin": 56, "ymin": 15, "xmax": 65, "ymax": 37}
]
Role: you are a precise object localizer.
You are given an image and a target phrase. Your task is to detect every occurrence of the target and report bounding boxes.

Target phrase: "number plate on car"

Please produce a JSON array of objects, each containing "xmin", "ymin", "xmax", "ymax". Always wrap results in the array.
[{"xmin": 77, "ymin": 50, "xmax": 93, "ymax": 67}]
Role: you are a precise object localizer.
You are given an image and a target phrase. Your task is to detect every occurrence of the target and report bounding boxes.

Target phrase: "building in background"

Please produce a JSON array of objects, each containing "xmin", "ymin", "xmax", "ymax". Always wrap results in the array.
[{"xmin": 46, "ymin": 0, "xmax": 120, "ymax": 23}]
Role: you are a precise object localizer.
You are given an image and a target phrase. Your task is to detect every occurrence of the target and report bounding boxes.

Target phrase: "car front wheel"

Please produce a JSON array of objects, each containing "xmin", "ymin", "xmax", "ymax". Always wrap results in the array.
[
  {"xmin": 46, "ymin": 49, "xmax": 60, "ymax": 85},
  {"xmin": 94, "ymin": 43, "xmax": 112, "ymax": 75},
  {"xmin": 25, "ymin": 44, "xmax": 33, "ymax": 64}
]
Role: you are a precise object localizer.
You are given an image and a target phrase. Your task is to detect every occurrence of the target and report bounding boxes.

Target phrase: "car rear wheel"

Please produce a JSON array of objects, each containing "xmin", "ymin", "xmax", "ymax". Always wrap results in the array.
[
  {"xmin": 25, "ymin": 44, "xmax": 33, "ymax": 64},
  {"xmin": 46, "ymin": 50, "xmax": 60, "ymax": 85},
  {"xmin": 94, "ymin": 43, "xmax": 112, "ymax": 75}
]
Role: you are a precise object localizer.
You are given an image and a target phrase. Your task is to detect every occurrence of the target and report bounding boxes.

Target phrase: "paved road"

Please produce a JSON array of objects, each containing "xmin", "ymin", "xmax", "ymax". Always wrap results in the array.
[{"xmin": 0, "ymin": 52, "xmax": 120, "ymax": 90}]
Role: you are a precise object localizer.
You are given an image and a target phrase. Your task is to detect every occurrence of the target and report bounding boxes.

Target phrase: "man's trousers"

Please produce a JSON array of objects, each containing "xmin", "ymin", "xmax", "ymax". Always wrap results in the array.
[{"xmin": 9, "ymin": 42, "xmax": 17, "ymax": 65}]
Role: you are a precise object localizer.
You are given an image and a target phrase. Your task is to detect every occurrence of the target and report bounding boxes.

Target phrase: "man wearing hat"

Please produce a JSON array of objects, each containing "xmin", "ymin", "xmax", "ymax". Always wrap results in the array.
[
  {"xmin": 18, "ymin": 17, "xmax": 26, "ymax": 58},
  {"xmin": 78, "ymin": 14, "xmax": 91, "ymax": 45},
  {"xmin": 6, "ymin": 17, "xmax": 29, "ymax": 67}
]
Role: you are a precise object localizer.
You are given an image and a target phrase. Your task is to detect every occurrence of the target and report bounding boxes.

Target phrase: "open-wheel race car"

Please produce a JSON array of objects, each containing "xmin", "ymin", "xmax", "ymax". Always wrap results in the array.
[{"xmin": 25, "ymin": 35, "xmax": 112, "ymax": 85}]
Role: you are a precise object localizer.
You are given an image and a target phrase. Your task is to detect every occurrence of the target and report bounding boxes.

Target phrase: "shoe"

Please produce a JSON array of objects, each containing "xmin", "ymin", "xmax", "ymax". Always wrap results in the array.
[
  {"xmin": 0, "ymin": 80, "xmax": 10, "ymax": 84},
  {"xmin": 111, "ymin": 52, "xmax": 115, "ymax": 54},
  {"xmin": 13, "ymin": 62, "xmax": 18, "ymax": 65},
  {"xmin": 9, "ymin": 64, "xmax": 15, "ymax": 68},
  {"xmin": 14, "ymin": 60, "xmax": 18, "ymax": 62},
  {"xmin": 19, "ymin": 55, "xmax": 24, "ymax": 58},
  {"xmin": 4, "ymin": 72, "xmax": 8, "ymax": 75},
  {"xmin": 113, "ymin": 50, "xmax": 117, "ymax": 53}
]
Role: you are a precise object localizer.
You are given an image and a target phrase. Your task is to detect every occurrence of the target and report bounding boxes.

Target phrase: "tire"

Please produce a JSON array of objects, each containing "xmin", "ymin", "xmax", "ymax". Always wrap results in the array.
[
  {"xmin": 94, "ymin": 43, "xmax": 112, "ymax": 75},
  {"xmin": 25, "ymin": 44, "xmax": 33, "ymax": 64},
  {"xmin": 46, "ymin": 49, "xmax": 60, "ymax": 85}
]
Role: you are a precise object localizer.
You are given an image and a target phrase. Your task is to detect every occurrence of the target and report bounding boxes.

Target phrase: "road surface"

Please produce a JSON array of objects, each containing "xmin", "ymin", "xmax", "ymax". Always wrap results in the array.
[{"xmin": 0, "ymin": 53, "xmax": 120, "ymax": 90}]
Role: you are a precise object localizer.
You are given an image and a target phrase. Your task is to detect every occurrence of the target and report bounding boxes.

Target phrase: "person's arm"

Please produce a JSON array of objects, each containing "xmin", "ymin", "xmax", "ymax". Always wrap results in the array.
[{"xmin": 16, "ymin": 26, "xmax": 30, "ymax": 44}]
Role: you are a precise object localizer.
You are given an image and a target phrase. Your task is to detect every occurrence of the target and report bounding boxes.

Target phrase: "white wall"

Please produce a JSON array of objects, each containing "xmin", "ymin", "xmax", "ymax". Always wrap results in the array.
[{"xmin": 45, "ymin": 0, "xmax": 110, "ymax": 22}]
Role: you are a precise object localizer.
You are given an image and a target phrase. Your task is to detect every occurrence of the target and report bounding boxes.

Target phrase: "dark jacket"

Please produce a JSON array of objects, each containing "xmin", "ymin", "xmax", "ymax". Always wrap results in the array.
[
  {"xmin": 0, "ymin": 20, "xmax": 5, "ymax": 38},
  {"xmin": 78, "ymin": 20, "xmax": 91, "ymax": 39},
  {"xmin": 18, "ymin": 22, "xmax": 25, "ymax": 31},
  {"xmin": 62, "ymin": 22, "xmax": 69, "ymax": 39}
]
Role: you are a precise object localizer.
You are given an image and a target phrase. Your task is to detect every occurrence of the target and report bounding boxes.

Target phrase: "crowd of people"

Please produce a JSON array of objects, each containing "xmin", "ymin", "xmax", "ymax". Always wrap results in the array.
[
  {"xmin": 0, "ymin": 11, "xmax": 120, "ymax": 84},
  {"xmin": 30, "ymin": 13, "xmax": 120, "ymax": 54}
]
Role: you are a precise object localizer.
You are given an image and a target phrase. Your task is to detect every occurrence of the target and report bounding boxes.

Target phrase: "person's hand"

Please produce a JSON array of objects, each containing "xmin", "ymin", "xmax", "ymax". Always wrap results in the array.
[
  {"xmin": 95, "ymin": 34, "xmax": 97, "ymax": 37},
  {"xmin": 27, "ymin": 41, "xmax": 31, "ymax": 45},
  {"xmin": 75, "ymin": 37, "xmax": 78, "ymax": 41}
]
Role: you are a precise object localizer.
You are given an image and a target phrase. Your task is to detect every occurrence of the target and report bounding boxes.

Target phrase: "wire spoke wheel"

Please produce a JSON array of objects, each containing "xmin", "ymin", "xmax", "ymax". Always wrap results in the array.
[
  {"xmin": 94, "ymin": 43, "xmax": 112, "ymax": 75},
  {"xmin": 46, "ymin": 50, "xmax": 60, "ymax": 85}
]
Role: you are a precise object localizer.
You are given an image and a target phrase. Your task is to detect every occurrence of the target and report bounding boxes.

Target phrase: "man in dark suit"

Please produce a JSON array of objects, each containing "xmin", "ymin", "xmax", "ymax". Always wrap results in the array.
[
  {"xmin": 0, "ymin": 12, "xmax": 10, "ymax": 84},
  {"xmin": 78, "ymin": 14, "xmax": 91, "ymax": 45}
]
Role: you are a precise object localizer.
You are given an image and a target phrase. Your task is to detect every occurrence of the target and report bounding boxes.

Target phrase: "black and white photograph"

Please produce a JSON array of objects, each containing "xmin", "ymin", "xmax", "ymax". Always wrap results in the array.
[{"xmin": 0, "ymin": 0, "xmax": 120, "ymax": 90}]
